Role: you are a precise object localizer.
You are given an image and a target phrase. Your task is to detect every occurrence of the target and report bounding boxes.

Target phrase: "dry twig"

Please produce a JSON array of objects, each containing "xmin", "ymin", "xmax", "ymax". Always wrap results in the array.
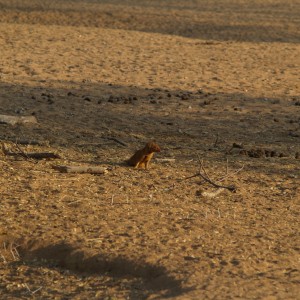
[
  {"xmin": 107, "ymin": 137, "xmax": 127, "ymax": 147},
  {"xmin": 2, "ymin": 141, "xmax": 59, "ymax": 160},
  {"xmin": 0, "ymin": 114, "xmax": 37, "ymax": 125},
  {"xmin": 197, "ymin": 163, "xmax": 236, "ymax": 192},
  {"xmin": 53, "ymin": 165, "xmax": 107, "ymax": 174},
  {"xmin": 183, "ymin": 156, "xmax": 244, "ymax": 193}
]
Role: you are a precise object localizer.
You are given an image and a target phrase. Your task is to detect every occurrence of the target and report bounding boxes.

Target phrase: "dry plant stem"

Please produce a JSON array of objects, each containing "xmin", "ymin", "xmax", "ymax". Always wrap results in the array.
[
  {"xmin": 197, "ymin": 155, "xmax": 237, "ymax": 191},
  {"xmin": 201, "ymin": 188, "xmax": 225, "ymax": 198},
  {"xmin": 14, "ymin": 142, "xmax": 33, "ymax": 160},
  {"xmin": 198, "ymin": 170, "xmax": 236, "ymax": 192},
  {"xmin": 87, "ymin": 238, "xmax": 103, "ymax": 241},
  {"xmin": 217, "ymin": 164, "xmax": 245, "ymax": 183},
  {"xmin": 10, "ymin": 245, "xmax": 19, "ymax": 261},
  {"xmin": 25, "ymin": 152, "xmax": 60, "ymax": 159},
  {"xmin": 0, "ymin": 114, "xmax": 37, "ymax": 125},
  {"xmin": 31, "ymin": 287, "xmax": 43, "ymax": 295},
  {"xmin": 16, "ymin": 140, "xmax": 42, "ymax": 146},
  {"xmin": 226, "ymin": 158, "xmax": 229, "ymax": 175},
  {"xmin": 213, "ymin": 134, "xmax": 219, "ymax": 148},
  {"xmin": 13, "ymin": 246, "xmax": 20, "ymax": 258},
  {"xmin": 198, "ymin": 161, "xmax": 236, "ymax": 192},
  {"xmin": 24, "ymin": 283, "xmax": 32, "ymax": 294},
  {"xmin": 156, "ymin": 158, "xmax": 176, "ymax": 163},
  {"xmin": 198, "ymin": 157, "xmax": 213, "ymax": 182},
  {"xmin": 181, "ymin": 173, "xmax": 200, "ymax": 181},
  {"xmin": 2, "ymin": 141, "xmax": 59, "ymax": 160},
  {"xmin": 14, "ymin": 141, "xmax": 60, "ymax": 159},
  {"xmin": 53, "ymin": 165, "xmax": 107, "ymax": 174},
  {"xmin": 68, "ymin": 199, "xmax": 82, "ymax": 205},
  {"xmin": 226, "ymin": 145, "xmax": 234, "ymax": 154},
  {"xmin": 182, "ymin": 163, "xmax": 243, "ymax": 187},
  {"xmin": 107, "ymin": 137, "xmax": 127, "ymax": 147},
  {"xmin": 1, "ymin": 142, "xmax": 12, "ymax": 156},
  {"xmin": 0, "ymin": 252, "xmax": 7, "ymax": 263},
  {"xmin": 24, "ymin": 283, "xmax": 42, "ymax": 295},
  {"xmin": 183, "ymin": 156, "xmax": 238, "ymax": 192}
]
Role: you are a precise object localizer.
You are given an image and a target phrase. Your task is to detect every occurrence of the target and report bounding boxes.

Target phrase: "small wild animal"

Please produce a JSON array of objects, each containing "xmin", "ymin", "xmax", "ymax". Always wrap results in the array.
[{"xmin": 127, "ymin": 141, "xmax": 161, "ymax": 169}]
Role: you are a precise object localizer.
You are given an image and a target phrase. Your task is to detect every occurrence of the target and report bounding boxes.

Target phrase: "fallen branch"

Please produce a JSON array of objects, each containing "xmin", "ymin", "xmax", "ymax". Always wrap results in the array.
[
  {"xmin": 14, "ymin": 142, "xmax": 34, "ymax": 160},
  {"xmin": 213, "ymin": 134, "xmax": 219, "ymax": 148},
  {"xmin": 1, "ymin": 142, "xmax": 59, "ymax": 160},
  {"xmin": 15, "ymin": 140, "xmax": 43, "ymax": 146},
  {"xmin": 0, "ymin": 137, "xmax": 43, "ymax": 146},
  {"xmin": 197, "ymin": 167, "xmax": 236, "ymax": 192},
  {"xmin": 107, "ymin": 137, "xmax": 127, "ymax": 147},
  {"xmin": 183, "ymin": 157, "xmax": 242, "ymax": 193},
  {"xmin": 198, "ymin": 188, "xmax": 225, "ymax": 198},
  {"xmin": 155, "ymin": 158, "xmax": 176, "ymax": 163},
  {"xmin": 3, "ymin": 150, "xmax": 59, "ymax": 160},
  {"xmin": 0, "ymin": 114, "xmax": 37, "ymax": 125},
  {"xmin": 215, "ymin": 164, "xmax": 245, "ymax": 184},
  {"xmin": 53, "ymin": 165, "xmax": 108, "ymax": 174},
  {"xmin": 25, "ymin": 152, "xmax": 60, "ymax": 159}
]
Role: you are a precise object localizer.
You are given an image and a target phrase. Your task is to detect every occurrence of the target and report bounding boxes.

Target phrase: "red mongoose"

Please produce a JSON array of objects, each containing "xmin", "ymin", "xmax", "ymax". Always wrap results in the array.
[{"xmin": 127, "ymin": 141, "xmax": 161, "ymax": 169}]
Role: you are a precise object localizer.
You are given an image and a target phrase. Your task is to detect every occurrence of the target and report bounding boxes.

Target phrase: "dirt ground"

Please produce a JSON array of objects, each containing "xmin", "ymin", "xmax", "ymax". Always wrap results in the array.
[{"xmin": 0, "ymin": 0, "xmax": 299, "ymax": 299}]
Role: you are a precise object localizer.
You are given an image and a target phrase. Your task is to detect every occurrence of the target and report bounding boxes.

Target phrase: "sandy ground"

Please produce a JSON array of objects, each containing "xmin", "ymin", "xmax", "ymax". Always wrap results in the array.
[{"xmin": 0, "ymin": 0, "xmax": 299, "ymax": 299}]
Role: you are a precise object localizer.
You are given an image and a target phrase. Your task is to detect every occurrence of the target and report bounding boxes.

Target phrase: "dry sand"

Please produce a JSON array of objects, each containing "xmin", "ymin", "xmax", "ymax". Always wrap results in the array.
[{"xmin": 0, "ymin": 0, "xmax": 299, "ymax": 299}]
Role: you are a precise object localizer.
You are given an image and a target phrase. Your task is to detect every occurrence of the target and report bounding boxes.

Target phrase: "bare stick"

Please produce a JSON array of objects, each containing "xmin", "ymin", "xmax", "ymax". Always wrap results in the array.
[
  {"xmin": 201, "ymin": 188, "xmax": 225, "ymax": 198},
  {"xmin": 67, "ymin": 199, "xmax": 82, "ymax": 205},
  {"xmin": 198, "ymin": 158, "xmax": 213, "ymax": 182},
  {"xmin": 181, "ymin": 156, "xmax": 243, "ymax": 193},
  {"xmin": 182, "ymin": 163, "xmax": 243, "ymax": 186},
  {"xmin": 4, "ymin": 150, "xmax": 59, "ymax": 160},
  {"xmin": 31, "ymin": 287, "xmax": 43, "ymax": 294},
  {"xmin": 0, "ymin": 252, "xmax": 7, "ymax": 263},
  {"xmin": 217, "ymin": 164, "xmax": 244, "ymax": 183},
  {"xmin": 13, "ymin": 246, "xmax": 20, "ymax": 259},
  {"xmin": 24, "ymin": 282, "xmax": 42, "ymax": 295},
  {"xmin": 26, "ymin": 152, "xmax": 60, "ymax": 159},
  {"xmin": 200, "ymin": 156, "xmax": 243, "ymax": 184},
  {"xmin": 14, "ymin": 141, "xmax": 32, "ymax": 160},
  {"xmin": 3, "ymin": 142, "xmax": 59, "ymax": 160},
  {"xmin": 53, "ymin": 165, "xmax": 107, "ymax": 174},
  {"xmin": 0, "ymin": 114, "xmax": 37, "ymax": 125},
  {"xmin": 107, "ymin": 137, "xmax": 127, "ymax": 147},
  {"xmin": 186, "ymin": 156, "xmax": 237, "ymax": 192},
  {"xmin": 10, "ymin": 247, "xmax": 16, "ymax": 260},
  {"xmin": 155, "ymin": 158, "xmax": 176, "ymax": 163},
  {"xmin": 213, "ymin": 134, "xmax": 219, "ymax": 148},
  {"xmin": 181, "ymin": 173, "xmax": 201, "ymax": 181},
  {"xmin": 16, "ymin": 140, "xmax": 43, "ymax": 146},
  {"xmin": 197, "ymin": 170, "xmax": 236, "ymax": 192},
  {"xmin": 226, "ymin": 158, "xmax": 229, "ymax": 175},
  {"xmin": 24, "ymin": 283, "xmax": 32, "ymax": 294},
  {"xmin": 1, "ymin": 142, "xmax": 12, "ymax": 156},
  {"xmin": 15, "ymin": 140, "xmax": 59, "ymax": 160}
]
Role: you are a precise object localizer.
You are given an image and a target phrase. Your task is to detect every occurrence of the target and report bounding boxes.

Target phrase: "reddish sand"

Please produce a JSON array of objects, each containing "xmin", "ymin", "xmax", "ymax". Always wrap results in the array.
[{"xmin": 0, "ymin": 1, "xmax": 299, "ymax": 299}]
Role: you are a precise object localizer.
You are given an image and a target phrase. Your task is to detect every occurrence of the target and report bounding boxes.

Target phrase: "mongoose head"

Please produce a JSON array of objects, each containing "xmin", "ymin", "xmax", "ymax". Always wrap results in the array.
[{"xmin": 146, "ymin": 141, "xmax": 161, "ymax": 153}]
